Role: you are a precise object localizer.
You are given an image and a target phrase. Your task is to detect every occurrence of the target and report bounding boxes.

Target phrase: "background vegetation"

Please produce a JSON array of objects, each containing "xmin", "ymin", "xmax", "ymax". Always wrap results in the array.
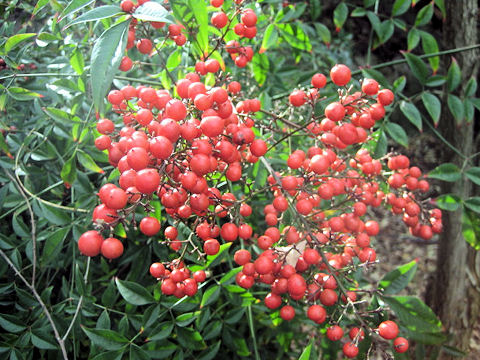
[{"xmin": 0, "ymin": 0, "xmax": 479, "ymax": 359}]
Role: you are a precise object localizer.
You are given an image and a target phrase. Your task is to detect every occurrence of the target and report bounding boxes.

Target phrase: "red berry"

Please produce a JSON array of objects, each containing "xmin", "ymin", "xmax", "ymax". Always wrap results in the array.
[
  {"xmin": 343, "ymin": 342, "xmax": 359, "ymax": 358},
  {"xmin": 101, "ymin": 237, "xmax": 124, "ymax": 259},
  {"xmin": 393, "ymin": 337, "xmax": 409, "ymax": 353},
  {"xmin": 326, "ymin": 325, "xmax": 343, "ymax": 341},
  {"xmin": 204, "ymin": 239, "xmax": 220, "ymax": 255},
  {"xmin": 378, "ymin": 320, "xmax": 399, "ymax": 340},
  {"xmin": 279, "ymin": 305, "xmax": 295, "ymax": 320},
  {"xmin": 139, "ymin": 217, "xmax": 161, "ymax": 236},
  {"xmin": 150, "ymin": 262, "xmax": 165, "ymax": 278},
  {"xmin": 78, "ymin": 231, "xmax": 104, "ymax": 257},
  {"xmin": 330, "ymin": 64, "xmax": 351, "ymax": 86}
]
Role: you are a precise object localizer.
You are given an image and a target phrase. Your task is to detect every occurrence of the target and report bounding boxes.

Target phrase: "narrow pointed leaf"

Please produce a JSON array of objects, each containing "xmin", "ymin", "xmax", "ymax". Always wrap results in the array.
[
  {"xmin": 66, "ymin": 5, "xmax": 123, "ymax": 28},
  {"xmin": 421, "ymin": 92, "xmax": 441, "ymax": 125},
  {"xmin": 399, "ymin": 100, "xmax": 422, "ymax": 131},
  {"xmin": 90, "ymin": 20, "xmax": 130, "ymax": 114}
]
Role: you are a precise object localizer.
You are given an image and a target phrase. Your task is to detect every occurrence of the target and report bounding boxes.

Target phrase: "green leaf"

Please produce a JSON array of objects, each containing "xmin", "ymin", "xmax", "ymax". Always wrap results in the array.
[
  {"xmin": 426, "ymin": 75, "xmax": 446, "ymax": 87},
  {"xmin": 66, "ymin": 5, "xmax": 123, "ymax": 28},
  {"xmin": 435, "ymin": 194, "xmax": 461, "ymax": 212},
  {"xmin": 298, "ymin": 339, "xmax": 313, "ymax": 360},
  {"xmin": 60, "ymin": 0, "xmax": 95, "ymax": 20},
  {"xmin": 61, "ymin": 154, "xmax": 77, "ymax": 185},
  {"xmin": 392, "ymin": 0, "xmax": 411, "ymax": 16},
  {"xmin": 252, "ymin": 53, "xmax": 269, "ymax": 86},
  {"xmin": 447, "ymin": 58, "xmax": 461, "ymax": 92},
  {"xmin": 428, "ymin": 163, "xmax": 461, "ymax": 182},
  {"xmin": 465, "ymin": 197, "xmax": 480, "ymax": 213},
  {"xmin": 147, "ymin": 322, "xmax": 174, "ymax": 341},
  {"xmin": 3, "ymin": 33, "xmax": 36, "ymax": 55},
  {"xmin": 421, "ymin": 92, "xmax": 441, "ymax": 125},
  {"xmin": 0, "ymin": 132, "xmax": 11, "ymax": 157},
  {"xmin": 219, "ymin": 267, "xmax": 242, "ymax": 285},
  {"xmin": 7, "ymin": 87, "xmax": 43, "ymax": 101},
  {"xmin": 90, "ymin": 20, "xmax": 130, "ymax": 114},
  {"xmin": 379, "ymin": 20, "xmax": 394, "ymax": 44},
  {"xmin": 277, "ymin": 24, "xmax": 312, "ymax": 52},
  {"xmin": 82, "ymin": 327, "xmax": 129, "ymax": 350},
  {"xmin": 385, "ymin": 122, "xmax": 408, "ymax": 147},
  {"xmin": 129, "ymin": 344, "xmax": 150, "ymax": 360},
  {"xmin": 415, "ymin": 3, "xmax": 433, "ymax": 26},
  {"xmin": 381, "ymin": 295, "xmax": 444, "ymax": 344},
  {"xmin": 373, "ymin": 129, "xmax": 388, "ymax": 158},
  {"xmin": 188, "ymin": 0, "xmax": 208, "ymax": 52},
  {"xmin": 261, "ymin": 24, "xmax": 278, "ymax": 51},
  {"xmin": 434, "ymin": 0, "xmax": 446, "ymax": 19},
  {"xmin": 31, "ymin": 330, "xmax": 58, "ymax": 350},
  {"xmin": 200, "ymin": 285, "xmax": 220, "ymax": 308},
  {"xmin": 224, "ymin": 307, "xmax": 246, "ymax": 324},
  {"xmin": 379, "ymin": 260, "xmax": 417, "ymax": 295},
  {"xmin": 176, "ymin": 327, "xmax": 206, "ymax": 350},
  {"xmin": 465, "ymin": 77, "xmax": 477, "ymax": 97},
  {"xmin": 399, "ymin": 100, "xmax": 422, "ymax": 131},
  {"xmin": 39, "ymin": 202, "xmax": 71, "ymax": 225},
  {"xmin": 393, "ymin": 75, "xmax": 406, "ymax": 93},
  {"xmin": 166, "ymin": 48, "xmax": 181, "ymax": 71},
  {"xmin": 419, "ymin": 31, "xmax": 439, "ymax": 72},
  {"xmin": 70, "ymin": 47, "xmax": 85, "ymax": 75},
  {"xmin": 333, "ymin": 2, "xmax": 348, "ymax": 31},
  {"xmin": 175, "ymin": 312, "xmax": 199, "ymax": 327},
  {"xmin": 464, "ymin": 99, "xmax": 474, "ymax": 123},
  {"xmin": 466, "ymin": 167, "xmax": 480, "ymax": 186},
  {"xmin": 133, "ymin": 1, "xmax": 172, "ymax": 23},
  {"xmin": 403, "ymin": 52, "xmax": 429, "ymax": 84},
  {"xmin": 350, "ymin": 7, "xmax": 366, "ymax": 17},
  {"xmin": 91, "ymin": 350, "xmax": 125, "ymax": 360},
  {"xmin": 314, "ymin": 23, "xmax": 331, "ymax": 45},
  {"xmin": 197, "ymin": 340, "xmax": 221, "ymax": 360},
  {"xmin": 407, "ymin": 28, "xmax": 420, "ymax": 51},
  {"xmin": 0, "ymin": 314, "xmax": 26, "ymax": 333},
  {"xmin": 77, "ymin": 150, "xmax": 104, "ymax": 173},
  {"xmin": 463, "ymin": 209, "xmax": 480, "ymax": 250},
  {"xmin": 366, "ymin": 11, "xmax": 381, "ymax": 38},
  {"xmin": 115, "ymin": 278, "xmax": 155, "ymax": 306},
  {"xmin": 441, "ymin": 345, "xmax": 467, "ymax": 357},
  {"xmin": 33, "ymin": 0, "xmax": 50, "ymax": 15},
  {"xmin": 447, "ymin": 94, "xmax": 464, "ymax": 124},
  {"xmin": 41, "ymin": 227, "xmax": 69, "ymax": 264}
]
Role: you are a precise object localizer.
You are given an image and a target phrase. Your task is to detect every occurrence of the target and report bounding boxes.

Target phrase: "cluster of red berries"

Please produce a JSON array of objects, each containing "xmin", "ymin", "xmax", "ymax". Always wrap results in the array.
[
  {"xmin": 117, "ymin": 0, "xmax": 187, "ymax": 73},
  {"xmin": 226, "ymin": 65, "xmax": 440, "ymax": 357},
  {"xmin": 149, "ymin": 260, "xmax": 206, "ymax": 298},
  {"xmin": 78, "ymin": 62, "xmax": 270, "ymax": 286}
]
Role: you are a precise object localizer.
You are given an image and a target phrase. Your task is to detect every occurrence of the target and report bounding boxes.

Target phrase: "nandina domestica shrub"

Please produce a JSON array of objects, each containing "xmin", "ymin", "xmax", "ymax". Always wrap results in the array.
[{"xmin": 1, "ymin": 0, "xmax": 462, "ymax": 359}]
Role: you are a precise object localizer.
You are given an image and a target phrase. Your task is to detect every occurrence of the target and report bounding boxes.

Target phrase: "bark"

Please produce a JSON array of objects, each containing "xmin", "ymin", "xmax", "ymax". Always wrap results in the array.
[{"xmin": 426, "ymin": 1, "xmax": 480, "ymax": 358}]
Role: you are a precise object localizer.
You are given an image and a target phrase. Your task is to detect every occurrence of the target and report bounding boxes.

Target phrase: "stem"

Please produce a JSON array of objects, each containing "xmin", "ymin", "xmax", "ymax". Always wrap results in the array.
[{"xmin": 247, "ymin": 305, "xmax": 260, "ymax": 360}]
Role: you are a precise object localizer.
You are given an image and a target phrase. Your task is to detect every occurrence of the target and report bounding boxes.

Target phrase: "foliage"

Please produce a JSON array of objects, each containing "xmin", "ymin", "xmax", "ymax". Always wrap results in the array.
[{"xmin": 0, "ymin": 0, "xmax": 478, "ymax": 359}]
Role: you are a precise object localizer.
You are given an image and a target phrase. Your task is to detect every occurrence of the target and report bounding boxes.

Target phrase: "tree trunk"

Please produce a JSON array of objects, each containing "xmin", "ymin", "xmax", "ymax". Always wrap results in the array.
[{"xmin": 427, "ymin": 1, "xmax": 480, "ymax": 358}]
